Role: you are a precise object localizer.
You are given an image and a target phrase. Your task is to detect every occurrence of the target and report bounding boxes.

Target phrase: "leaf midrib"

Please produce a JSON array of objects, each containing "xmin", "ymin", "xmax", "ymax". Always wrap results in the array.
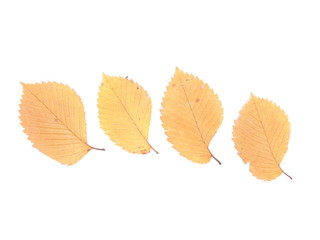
[
  {"xmin": 104, "ymin": 78, "xmax": 151, "ymax": 149},
  {"xmin": 23, "ymin": 84, "xmax": 90, "ymax": 149},
  {"xmin": 179, "ymin": 79, "xmax": 213, "ymax": 157},
  {"xmin": 252, "ymin": 97, "xmax": 281, "ymax": 167}
]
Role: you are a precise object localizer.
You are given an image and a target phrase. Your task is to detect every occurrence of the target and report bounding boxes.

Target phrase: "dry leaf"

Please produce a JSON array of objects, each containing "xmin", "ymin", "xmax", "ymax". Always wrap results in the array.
[
  {"xmin": 19, "ymin": 82, "xmax": 103, "ymax": 165},
  {"xmin": 161, "ymin": 68, "xmax": 223, "ymax": 164},
  {"xmin": 233, "ymin": 93, "xmax": 291, "ymax": 181},
  {"xmin": 98, "ymin": 74, "xmax": 157, "ymax": 154}
]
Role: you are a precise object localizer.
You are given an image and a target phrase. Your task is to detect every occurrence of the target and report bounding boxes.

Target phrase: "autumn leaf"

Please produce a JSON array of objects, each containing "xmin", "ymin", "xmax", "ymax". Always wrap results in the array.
[
  {"xmin": 233, "ymin": 93, "xmax": 291, "ymax": 181},
  {"xmin": 19, "ymin": 82, "xmax": 104, "ymax": 165},
  {"xmin": 161, "ymin": 68, "xmax": 223, "ymax": 164},
  {"xmin": 98, "ymin": 74, "xmax": 157, "ymax": 154}
]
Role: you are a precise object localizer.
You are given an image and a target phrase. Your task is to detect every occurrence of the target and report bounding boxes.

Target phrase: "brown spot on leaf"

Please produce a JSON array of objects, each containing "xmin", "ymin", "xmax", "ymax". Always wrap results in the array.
[
  {"xmin": 172, "ymin": 83, "xmax": 176, "ymax": 87},
  {"xmin": 141, "ymin": 149, "xmax": 148, "ymax": 154},
  {"xmin": 195, "ymin": 98, "xmax": 200, "ymax": 103}
]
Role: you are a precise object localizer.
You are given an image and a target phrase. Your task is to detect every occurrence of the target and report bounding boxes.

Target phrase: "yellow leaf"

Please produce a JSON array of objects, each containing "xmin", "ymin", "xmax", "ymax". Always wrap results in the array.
[
  {"xmin": 98, "ymin": 74, "xmax": 157, "ymax": 154},
  {"xmin": 233, "ymin": 93, "xmax": 291, "ymax": 181},
  {"xmin": 161, "ymin": 68, "xmax": 223, "ymax": 164},
  {"xmin": 19, "ymin": 82, "xmax": 103, "ymax": 165}
]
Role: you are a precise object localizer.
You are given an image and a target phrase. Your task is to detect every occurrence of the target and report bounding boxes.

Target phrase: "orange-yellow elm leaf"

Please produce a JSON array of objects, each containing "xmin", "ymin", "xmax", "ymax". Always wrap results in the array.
[
  {"xmin": 97, "ymin": 74, "xmax": 157, "ymax": 154},
  {"xmin": 233, "ymin": 93, "xmax": 291, "ymax": 181},
  {"xmin": 161, "ymin": 68, "xmax": 223, "ymax": 164},
  {"xmin": 19, "ymin": 82, "xmax": 100, "ymax": 165}
]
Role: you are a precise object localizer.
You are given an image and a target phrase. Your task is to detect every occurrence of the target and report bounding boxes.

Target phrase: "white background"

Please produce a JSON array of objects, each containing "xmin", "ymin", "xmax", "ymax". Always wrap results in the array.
[{"xmin": 1, "ymin": 0, "xmax": 320, "ymax": 239}]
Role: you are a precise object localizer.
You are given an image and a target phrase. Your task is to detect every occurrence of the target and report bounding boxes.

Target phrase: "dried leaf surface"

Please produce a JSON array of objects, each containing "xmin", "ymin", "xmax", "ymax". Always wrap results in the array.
[
  {"xmin": 19, "ymin": 82, "xmax": 93, "ymax": 165},
  {"xmin": 98, "ymin": 74, "xmax": 156, "ymax": 154},
  {"xmin": 161, "ymin": 68, "xmax": 223, "ymax": 164},
  {"xmin": 233, "ymin": 94, "xmax": 291, "ymax": 180}
]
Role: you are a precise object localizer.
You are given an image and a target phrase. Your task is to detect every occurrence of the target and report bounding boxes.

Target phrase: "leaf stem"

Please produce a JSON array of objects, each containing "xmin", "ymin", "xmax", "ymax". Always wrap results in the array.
[
  {"xmin": 212, "ymin": 155, "xmax": 222, "ymax": 165},
  {"xmin": 208, "ymin": 148, "xmax": 221, "ymax": 165},
  {"xmin": 280, "ymin": 167, "xmax": 292, "ymax": 180},
  {"xmin": 149, "ymin": 143, "xmax": 159, "ymax": 154},
  {"xmin": 89, "ymin": 146, "xmax": 105, "ymax": 151}
]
